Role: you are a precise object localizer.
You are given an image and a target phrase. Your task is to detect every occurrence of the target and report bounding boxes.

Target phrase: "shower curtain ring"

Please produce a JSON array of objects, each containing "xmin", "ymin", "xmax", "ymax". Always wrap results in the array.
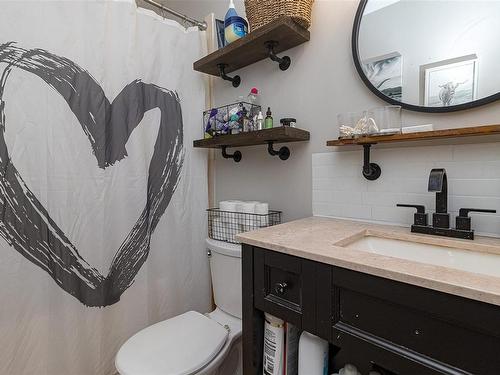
[{"xmin": 217, "ymin": 64, "xmax": 241, "ymax": 88}]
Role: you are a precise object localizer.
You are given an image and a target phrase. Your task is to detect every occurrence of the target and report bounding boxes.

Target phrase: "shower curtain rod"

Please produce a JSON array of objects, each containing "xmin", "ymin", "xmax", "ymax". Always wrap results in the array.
[{"xmin": 143, "ymin": 0, "xmax": 207, "ymax": 31}]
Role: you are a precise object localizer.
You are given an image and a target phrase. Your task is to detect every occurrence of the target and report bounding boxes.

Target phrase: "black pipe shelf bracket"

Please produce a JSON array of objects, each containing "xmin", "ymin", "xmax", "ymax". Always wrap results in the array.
[
  {"xmin": 265, "ymin": 41, "xmax": 291, "ymax": 71},
  {"xmin": 220, "ymin": 142, "xmax": 291, "ymax": 162},
  {"xmin": 267, "ymin": 141, "xmax": 290, "ymax": 160},
  {"xmin": 221, "ymin": 146, "xmax": 242, "ymax": 162},
  {"xmin": 217, "ymin": 64, "xmax": 241, "ymax": 88},
  {"xmin": 362, "ymin": 144, "xmax": 381, "ymax": 180}
]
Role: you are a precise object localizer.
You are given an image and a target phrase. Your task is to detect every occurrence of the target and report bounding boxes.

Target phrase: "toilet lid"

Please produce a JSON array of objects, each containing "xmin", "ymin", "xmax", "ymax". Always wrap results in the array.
[{"xmin": 115, "ymin": 311, "xmax": 228, "ymax": 375}]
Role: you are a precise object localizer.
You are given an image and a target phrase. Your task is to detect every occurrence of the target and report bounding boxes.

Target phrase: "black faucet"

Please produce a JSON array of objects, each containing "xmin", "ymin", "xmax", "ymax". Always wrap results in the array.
[
  {"xmin": 428, "ymin": 168, "xmax": 450, "ymax": 229},
  {"xmin": 397, "ymin": 168, "xmax": 496, "ymax": 240}
]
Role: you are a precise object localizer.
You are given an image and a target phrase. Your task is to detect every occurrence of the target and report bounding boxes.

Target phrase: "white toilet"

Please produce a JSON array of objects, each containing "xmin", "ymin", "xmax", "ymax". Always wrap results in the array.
[{"xmin": 115, "ymin": 239, "xmax": 243, "ymax": 375}]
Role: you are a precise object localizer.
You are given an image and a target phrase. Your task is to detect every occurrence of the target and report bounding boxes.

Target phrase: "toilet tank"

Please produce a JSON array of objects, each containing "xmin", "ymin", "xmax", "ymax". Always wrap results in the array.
[{"xmin": 206, "ymin": 239, "xmax": 242, "ymax": 319}]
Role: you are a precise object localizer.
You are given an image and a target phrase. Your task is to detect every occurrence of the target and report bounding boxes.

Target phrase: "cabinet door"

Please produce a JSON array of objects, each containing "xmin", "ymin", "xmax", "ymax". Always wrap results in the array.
[{"xmin": 253, "ymin": 247, "xmax": 332, "ymax": 339}]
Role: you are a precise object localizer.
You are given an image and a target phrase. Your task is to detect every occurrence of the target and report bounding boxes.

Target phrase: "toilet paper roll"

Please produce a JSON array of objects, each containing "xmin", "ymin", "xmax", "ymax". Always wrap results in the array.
[
  {"xmin": 219, "ymin": 200, "xmax": 237, "ymax": 212},
  {"xmin": 239, "ymin": 202, "xmax": 257, "ymax": 227},
  {"xmin": 219, "ymin": 200, "xmax": 239, "ymax": 224},
  {"xmin": 239, "ymin": 202, "xmax": 256, "ymax": 213},
  {"xmin": 255, "ymin": 203, "xmax": 269, "ymax": 227},
  {"xmin": 255, "ymin": 202, "xmax": 269, "ymax": 214}
]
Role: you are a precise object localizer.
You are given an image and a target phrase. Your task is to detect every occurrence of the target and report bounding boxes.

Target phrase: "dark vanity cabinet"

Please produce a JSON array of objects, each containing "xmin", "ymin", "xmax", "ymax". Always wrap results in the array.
[{"xmin": 242, "ymin": 245, "xmax": 500, "ymax": 375}]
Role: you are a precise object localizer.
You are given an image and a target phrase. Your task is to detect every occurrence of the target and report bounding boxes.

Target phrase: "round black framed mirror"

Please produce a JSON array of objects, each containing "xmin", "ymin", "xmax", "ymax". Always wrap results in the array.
[{"xmin": 352, "ymin": 0, "xmax": 500, "ymax": 113}]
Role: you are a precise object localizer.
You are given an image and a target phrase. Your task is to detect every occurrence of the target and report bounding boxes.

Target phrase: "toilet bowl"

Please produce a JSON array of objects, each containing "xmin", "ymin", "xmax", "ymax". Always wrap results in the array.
[{"xmin": 115, "ymin": 239, "xmax": 242, "ymax": 375}]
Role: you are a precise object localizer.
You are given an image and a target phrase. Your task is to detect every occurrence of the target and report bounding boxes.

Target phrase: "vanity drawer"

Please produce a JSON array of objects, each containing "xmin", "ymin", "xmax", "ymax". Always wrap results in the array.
[
  {"xmin": 332, "ymin": 323, "xmax": 458, "ymax": 375},
  {"xmin": 253, "ymin": 247, "xmax": 328, "ymax": 333},
  {"xmin": 254, "ymin": 248, "xmax": 308, "ymax": 326},
  {"xmin": 334, "ymin": 267, "xmax": 500, "ymax": 373}
]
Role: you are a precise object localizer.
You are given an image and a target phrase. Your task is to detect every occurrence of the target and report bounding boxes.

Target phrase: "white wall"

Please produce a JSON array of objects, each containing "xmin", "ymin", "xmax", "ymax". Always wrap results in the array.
[{"xmin": 212, "ymin": 0, "xmax": 500, "ymax": 226}]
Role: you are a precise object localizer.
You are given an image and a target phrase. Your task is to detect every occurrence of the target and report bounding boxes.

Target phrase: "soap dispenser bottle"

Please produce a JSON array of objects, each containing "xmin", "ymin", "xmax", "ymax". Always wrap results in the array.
[
  {"xmin": 225, "ymin": 0, "xmax": 238, "ymax": 20},
  {"xmin": 256, "ymin": 111, "xmax": 264, "ymax": 130},
  {"xmin": 265, "ymin": 107, "xmax": 273, "ymax": 129}
]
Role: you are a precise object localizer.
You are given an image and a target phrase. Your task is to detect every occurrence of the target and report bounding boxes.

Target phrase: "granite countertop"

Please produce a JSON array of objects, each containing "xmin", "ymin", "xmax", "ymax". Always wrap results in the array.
[{"xmin": 236, "ymin": 216, "xmax": 500, "ymax": 306}]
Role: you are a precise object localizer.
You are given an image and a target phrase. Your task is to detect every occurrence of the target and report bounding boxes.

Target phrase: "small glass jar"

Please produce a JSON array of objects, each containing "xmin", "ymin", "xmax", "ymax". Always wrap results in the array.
[
  {"xmin": 337, "ymin": 111, "xmax": 366, "ymax": 138},
  {"xmin": 367, "ymin": 105, "xmax": 402, "ymax": 135}
]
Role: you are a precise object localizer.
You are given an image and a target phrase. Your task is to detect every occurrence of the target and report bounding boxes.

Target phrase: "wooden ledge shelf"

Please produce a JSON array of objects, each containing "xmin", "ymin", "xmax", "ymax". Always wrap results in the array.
[
  {"xmin": 327, "ymin": 124, "xmax": 500, "ymax": 146},
  {"xmin": 326, "ymin": 124, "xmax": 500, "ymax": 181},
  {"xmin": 193, "ymin": 17, "xmax": 310, "ymax": 86},
  {"xmin": 193, "ymin": 127, "xmax": 309, "ymax": 162}
]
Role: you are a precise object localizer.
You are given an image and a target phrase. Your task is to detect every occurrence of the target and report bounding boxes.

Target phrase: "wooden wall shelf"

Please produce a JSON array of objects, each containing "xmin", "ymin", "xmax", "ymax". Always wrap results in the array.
[
  {"xmin": 327, "ymin": 124, "xmax": 500, "ymax": 146},
  {"xmin": 193, "ymin": 17, "xmax": 310, "ymax": 86},
  {"xmin": 326, "ymin": 124, "xmax": 500, "ymax": 181},
  {"xmin": 193, "ymin": 127, "xmax": 310, "ymax": 162}
]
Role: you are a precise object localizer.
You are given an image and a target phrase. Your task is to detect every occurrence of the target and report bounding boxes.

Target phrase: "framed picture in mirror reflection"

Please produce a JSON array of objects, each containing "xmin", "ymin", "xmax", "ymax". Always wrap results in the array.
[
  {"xmin": 421, "ymin": 55, "xmax": 478, "ymax": 107},
  {"xmin": 362, "ymin": 52, "xmax": 403, "ymax": 101}
]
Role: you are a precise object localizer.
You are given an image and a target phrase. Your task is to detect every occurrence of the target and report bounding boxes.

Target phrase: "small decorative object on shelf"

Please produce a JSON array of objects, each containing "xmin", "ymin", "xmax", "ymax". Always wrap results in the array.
[
  {"xmin": 337, "ymin": 106, "xmax": 402, "ymax": 138},
  {"xmin": 203, "ymin": 101, "xmax": 261, "ymax": 138},
  {"xmin": 280, "ymin": 117, "xmax": 296, "ymax": 127},
  {"xmin": 207, "ymin": 207, "xmax": 281, "ymax": 244}
]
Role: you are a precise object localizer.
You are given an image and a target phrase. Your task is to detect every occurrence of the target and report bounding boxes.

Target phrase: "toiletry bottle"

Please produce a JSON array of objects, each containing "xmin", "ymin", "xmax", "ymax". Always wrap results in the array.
[
  {"xmin": 247, "ymin": 87, "xmax": 260, "ymax": 106},
  {"xmin": 265, "ymin": 107, "xmax": 273, "ymax": 129},
  {"xmin": 256, "ymin": 111, "xmax": 264, "ymax": 130}
]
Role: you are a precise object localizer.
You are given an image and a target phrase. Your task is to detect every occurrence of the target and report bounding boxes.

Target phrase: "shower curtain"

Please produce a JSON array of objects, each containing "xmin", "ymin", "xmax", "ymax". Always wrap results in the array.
[{"xmin": 0, "ymin": 1, "xmax": 210, "ymax": 374}]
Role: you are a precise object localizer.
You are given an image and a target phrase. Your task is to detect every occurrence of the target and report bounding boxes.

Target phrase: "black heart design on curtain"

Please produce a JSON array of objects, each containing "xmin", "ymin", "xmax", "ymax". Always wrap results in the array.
[{"xmin": 0, "ymin": 42, "xmax": 184, "ymax": 307}]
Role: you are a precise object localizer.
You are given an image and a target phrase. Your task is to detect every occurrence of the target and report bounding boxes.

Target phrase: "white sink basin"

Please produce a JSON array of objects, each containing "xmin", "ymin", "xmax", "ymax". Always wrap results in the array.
[{"xmin": 343, "ymin": 235, "xmax": 500, "ymax": 278}]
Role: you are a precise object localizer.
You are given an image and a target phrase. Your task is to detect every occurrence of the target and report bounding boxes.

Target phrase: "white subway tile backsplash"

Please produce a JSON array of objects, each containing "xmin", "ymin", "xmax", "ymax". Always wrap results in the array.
[
  {"xmin": 371, "ymin": 206, "xmax": 414, "ymax": 225},
  {"xmin": 433, "ymin": 161, "xmax": 500, "ymax": 179},
  {"xmin": 448, "ymin": 196, "xmax": 500, "ymax": 212},
  {"xmin": 448, "ymin": 179, "xmax": 500, "ymax": 197},
  {"xmin": 452, "ymin": 143, "xmax": 500, "ymax": 162},
  {"xmin": 313, "ymin": 142, "xmax": 500, "ymax": 236}
]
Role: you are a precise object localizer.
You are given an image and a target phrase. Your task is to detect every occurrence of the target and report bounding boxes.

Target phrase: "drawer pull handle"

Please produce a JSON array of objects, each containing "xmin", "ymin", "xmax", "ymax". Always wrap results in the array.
[{"xmin": 274, "ymin": 282, "xmax": 288, "ymax": 295}]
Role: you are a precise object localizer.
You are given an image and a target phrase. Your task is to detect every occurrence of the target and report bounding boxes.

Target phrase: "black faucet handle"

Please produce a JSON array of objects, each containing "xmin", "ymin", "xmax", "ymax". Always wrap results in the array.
[
  {"xmin": 397, "ymin": 204, "xmax": 428, "ymax": 226},
  {"xmin": 456, "ymin": 208, "xmax": 497, "ymax": 231},
  {"xmin": 458, "ymin": 208, "xmax": 497, "ymax": 217},
  {"xmin": 396, "ymin": 204, "xmax": 425, "ymax": 213}
]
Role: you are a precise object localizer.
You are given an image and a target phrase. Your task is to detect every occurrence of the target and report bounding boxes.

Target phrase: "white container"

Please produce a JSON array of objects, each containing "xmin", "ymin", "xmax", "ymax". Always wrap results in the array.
[
  {"xmin": 298, "ymin": 331, "xmax": 328, "ymax": 375},
  {"xmin": 263, "ymin": 313, "xmax": 285, "ymax": 375},
  {"xmin": 338, "ymin": 364, "xmax": 361, "ymax": 375},
  {"xmin": 285, "ymin": 323, "xmax": 300, "ymax": 375}
]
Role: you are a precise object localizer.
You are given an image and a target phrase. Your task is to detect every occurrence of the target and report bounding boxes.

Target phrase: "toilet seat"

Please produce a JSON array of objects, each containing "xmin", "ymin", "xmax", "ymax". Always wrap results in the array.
[{"xmin": 115, "ymin": 311, "xmax": 229, "ymax": 375}]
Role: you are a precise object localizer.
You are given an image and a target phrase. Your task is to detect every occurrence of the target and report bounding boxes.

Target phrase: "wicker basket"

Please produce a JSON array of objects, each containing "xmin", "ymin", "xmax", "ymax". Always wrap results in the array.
[{"xmin": 244, "ymin": 0, "xmax": 314, "ymax": 31}]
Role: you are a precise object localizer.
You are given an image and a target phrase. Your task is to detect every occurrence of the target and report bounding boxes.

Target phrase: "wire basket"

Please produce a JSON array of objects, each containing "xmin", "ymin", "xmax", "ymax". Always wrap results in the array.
[
  {"xmin": 244, "ymin": 0, "xmax": 314, "ymax": 31},
  {"xmin": 207, "ymin": 208, "xmax": 282, "ymax": 244},
  {"xmin": 203, "ymin": 101, "xmax": 261, "ymax": 139}
]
